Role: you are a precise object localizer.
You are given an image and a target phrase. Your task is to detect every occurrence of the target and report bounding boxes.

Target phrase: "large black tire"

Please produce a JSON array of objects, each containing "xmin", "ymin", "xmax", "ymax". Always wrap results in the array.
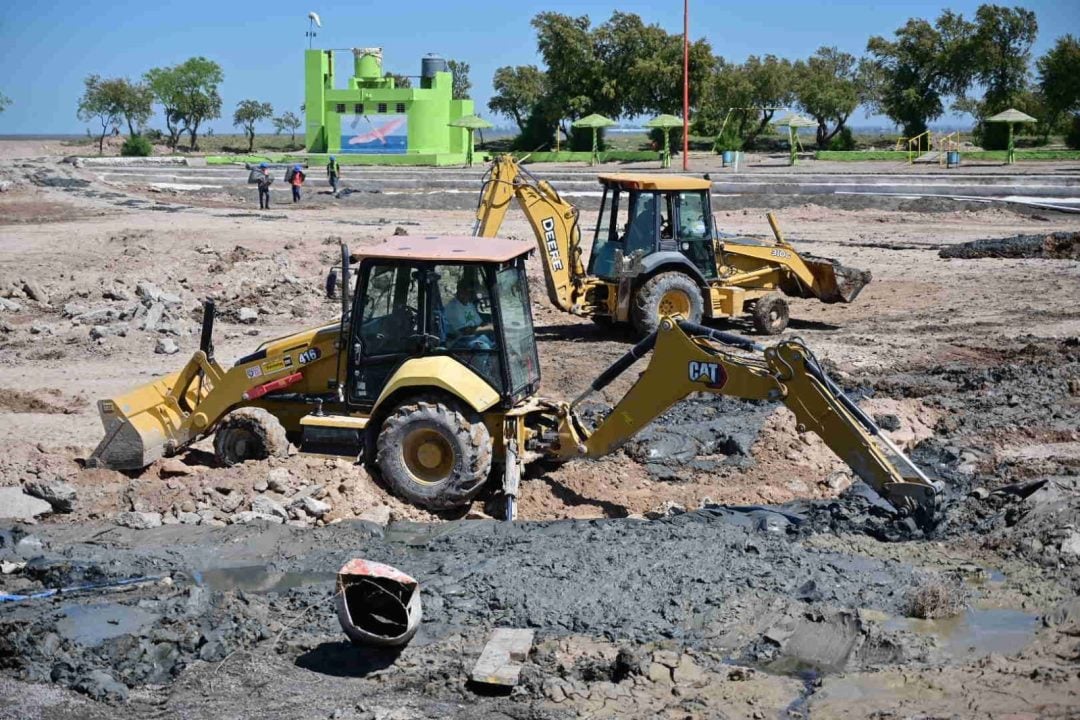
[
  {"xmin": 751, "ymin": 293, "xmax": 789, "ymax": 335},
  {"xmin": 214, "ymin": 407, "xmax": 290, "ymax": 466},
  {"xmin": 375, "ymin": 395, "xmax": 492, "ymax": 510},
  {"xmin": 632, "ymin": 272, "xmax": 704, "ymax": 337}
]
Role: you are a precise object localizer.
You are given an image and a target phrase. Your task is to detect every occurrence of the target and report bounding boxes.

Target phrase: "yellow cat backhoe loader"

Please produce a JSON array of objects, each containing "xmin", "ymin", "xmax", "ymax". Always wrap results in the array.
[
  {"xmin": 473, "ymin": 155, "xmax": 871, "ymax": 337},
  {"xmin": 88, "ymin": 236, "xmax": 939, "ymax": 525}
]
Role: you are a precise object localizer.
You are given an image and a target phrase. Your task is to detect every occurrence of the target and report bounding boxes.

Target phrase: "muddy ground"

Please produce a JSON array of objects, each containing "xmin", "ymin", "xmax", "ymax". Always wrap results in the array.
[{"xmin": 1, "ymin": 145, "xmax": 1079, "ymax": 718}]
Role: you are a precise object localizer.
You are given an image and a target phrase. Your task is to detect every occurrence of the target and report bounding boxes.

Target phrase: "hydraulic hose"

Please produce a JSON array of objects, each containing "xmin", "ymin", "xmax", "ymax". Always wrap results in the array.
[
  {"xmin": 676, "ymin": 320, "xmax": 764, "ymax": 353},
  {"xmin": 571, "ymin": 330, "xmax": 658, "ymax": 409}
]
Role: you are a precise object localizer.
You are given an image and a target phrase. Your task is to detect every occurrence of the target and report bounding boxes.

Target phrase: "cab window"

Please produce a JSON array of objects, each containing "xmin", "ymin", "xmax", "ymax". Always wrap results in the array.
[
  {"xmin": 429, "ymin": 264, "xmax": 503, "ymax": 392},
  {"xmin": 357, "ymin": 264, "xmax": 420, "ymax": 356},
  {"xmin": 674, "ymin": 191, "xmax": 716, "ymax": 278}
]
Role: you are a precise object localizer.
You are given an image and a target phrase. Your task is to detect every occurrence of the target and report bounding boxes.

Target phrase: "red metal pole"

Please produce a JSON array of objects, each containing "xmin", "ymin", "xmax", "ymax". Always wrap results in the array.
[{"xmin": 682, "ymin": 0, "xmax": 690, "ymax": 171}]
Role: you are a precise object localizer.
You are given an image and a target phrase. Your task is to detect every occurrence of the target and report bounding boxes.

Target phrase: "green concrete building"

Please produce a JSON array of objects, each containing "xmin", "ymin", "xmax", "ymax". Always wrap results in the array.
[{"xmin": 304, "ymin": 48, "xmax": 474, "ymax": 165}]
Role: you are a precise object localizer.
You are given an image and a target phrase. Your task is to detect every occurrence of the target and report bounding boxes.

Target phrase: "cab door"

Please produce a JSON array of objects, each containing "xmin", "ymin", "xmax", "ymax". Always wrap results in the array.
[
  {"xmin": 347, "ymin": 262, "xmax": 423, "ymax": 409},
  {"xmin": 673, "ymin": 191, "xmax": 718, "ymax": 279}
]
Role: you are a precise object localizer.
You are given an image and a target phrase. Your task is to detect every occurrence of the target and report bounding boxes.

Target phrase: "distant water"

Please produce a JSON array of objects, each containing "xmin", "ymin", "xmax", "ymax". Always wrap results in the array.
[{"xmin": 0, "ymin": 134, "xmax": 85, "ymax": 140}]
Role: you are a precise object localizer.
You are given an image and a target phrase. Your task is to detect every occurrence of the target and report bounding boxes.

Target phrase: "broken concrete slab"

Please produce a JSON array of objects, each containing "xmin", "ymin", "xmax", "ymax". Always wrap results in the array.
[
  {"xmin": 470, "ymin": 628, "xmax": 535, "ymax": 687},
  {"xmin": 0, "ymin": 487, "xmax": 53, "ymax": 520},
  {"xmin": 23, "ymin": 479, "xmax": 76, "ymax": 513}
]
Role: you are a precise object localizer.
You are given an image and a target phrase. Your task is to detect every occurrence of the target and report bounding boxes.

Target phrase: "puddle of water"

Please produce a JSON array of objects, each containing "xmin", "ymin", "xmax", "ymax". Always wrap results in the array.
[
  {"xmin": 884, "ymin": 608, "xmax": 1038, "ymax": 659},
  {"xmin": 56, "ymin": 603, "xmax": 157, "ymax": 647},
  {"xmin": 194, "ymin": 566, "xmax": 334, "ymax": 594}
]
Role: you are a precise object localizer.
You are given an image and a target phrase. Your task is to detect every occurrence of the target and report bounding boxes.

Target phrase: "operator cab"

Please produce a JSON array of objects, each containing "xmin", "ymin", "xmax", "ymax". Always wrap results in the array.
[
  {"xmin": 345, "ymin": 236, "xmax": 541, "ymax": 411},
  {"xmin": 588, "ymin": 174, "xmax": 717, "ymax": 281}
]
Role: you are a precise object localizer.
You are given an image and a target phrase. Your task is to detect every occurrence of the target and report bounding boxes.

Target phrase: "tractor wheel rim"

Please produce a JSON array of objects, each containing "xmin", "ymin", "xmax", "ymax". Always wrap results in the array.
[
  {"xmin": 224, "ymin": 429, "xmax": 256, "ymax": 461},
  {"xmin": 402, "ymin": 428, "xmax": 455, "ymax": 485},
  {"xmin": 658, "ymin": 289, "xmax": 691, "ymax": 319}
]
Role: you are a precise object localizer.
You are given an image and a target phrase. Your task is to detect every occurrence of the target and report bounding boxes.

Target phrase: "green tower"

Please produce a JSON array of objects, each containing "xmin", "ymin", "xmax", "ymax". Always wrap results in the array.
[{"xmin": 304, "ymin": 48, "xmax": 473, "ymax": 165}]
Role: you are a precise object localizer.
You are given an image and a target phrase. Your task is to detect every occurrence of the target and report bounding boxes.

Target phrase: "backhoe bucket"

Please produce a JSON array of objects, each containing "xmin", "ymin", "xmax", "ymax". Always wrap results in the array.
[
  {"xmin": 87, "ymin": 369, "xmax": 203, "ymax": 471},
  {"xmin": 788, "ymin": 256, "xmax": 872, "ymax": 304}
]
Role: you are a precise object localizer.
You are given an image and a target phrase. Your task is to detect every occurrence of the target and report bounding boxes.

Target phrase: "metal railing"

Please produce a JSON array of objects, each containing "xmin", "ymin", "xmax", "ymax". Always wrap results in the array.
[{"xmin": 906, "ymin": 131, "xmax": 933, "ymax": 164}]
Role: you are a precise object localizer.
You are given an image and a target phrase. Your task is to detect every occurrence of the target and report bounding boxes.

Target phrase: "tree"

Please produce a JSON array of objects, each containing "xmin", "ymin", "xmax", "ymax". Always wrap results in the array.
[
  {"xmin": 446, "ymin": 60, "xmax": 471, "ymax": 100},
  {"xmin": 115, "ymin": 79, "xmax": 154, "ymax": 137},
  {"xmin": 145, "ymin": 57, "xmax": 223, "ymax": 151},
  {"xmin": 489, "ymin": 65, "xmax": 547, "ymax": 132},
  {"xmin": 1037, "ymin": 35, "xmax": 1080, "ymax": 132},
  {"xmin": 272, "ymin": 111, "xmax": 303, "ymax": 144},
  {"xmin": 233, "ymin": 100, "xmax": 274, "ymax": 153},
  {"xmin": 77, "ymin": 75, "xmax": 126, "ymax": 155},
  {"xmin": 741, "ymin": 55, "xmax": 796, "ymax": 146},
  {"xmin": 531, "ymin": 12, "xmax": 604, "ymax": 138},
  {"xmin": 794, "ymin": 47, "xmax": 870, "ymax": 148},
  {"xmin": 384, "ymin": 72, "xmax": 412, "ymax": 89},
  {"xmin": 970, "ymin": 5, "xmax": 1037, "ymax": 110},
  {"xmin": 0, "ymin": 92, "xmax": 10, "ymax": 113},
  {"xmin": 866, "ymin": 12, "xmax": 976, "ymax": 137}
]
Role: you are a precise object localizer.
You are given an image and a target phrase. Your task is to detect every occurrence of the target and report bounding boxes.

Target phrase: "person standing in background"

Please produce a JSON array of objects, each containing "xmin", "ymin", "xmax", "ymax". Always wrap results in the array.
[
  {"xmin": 287, "ymin": 164, "xmax": 306, "ymax": 203},
  {"xmin": 327, "ymin": 155, "xmax": 340, "ymax": 196}
]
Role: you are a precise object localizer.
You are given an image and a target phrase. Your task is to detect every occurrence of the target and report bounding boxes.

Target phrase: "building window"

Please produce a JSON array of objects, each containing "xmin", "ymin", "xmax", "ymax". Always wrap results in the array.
[
  {"xmin": 335, "ymin": 103, "xmax": 345, "ymax": 114},
  {"xmin": 377, "ymin": 103, "xmax": 387, "ymax": 114},
  {"xmin": 395, "ymin": 102, "xmax": 406, "ymax": 114},
  {"xmin": 354, "ymin": 103, "xmax": 364, "ymax": 114}
]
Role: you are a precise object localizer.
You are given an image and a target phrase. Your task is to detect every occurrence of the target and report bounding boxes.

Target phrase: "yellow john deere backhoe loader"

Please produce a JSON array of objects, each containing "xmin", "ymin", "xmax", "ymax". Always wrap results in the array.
[
  {"xmin": 89, "ymin": 235, "xmax": 938, "ymax": 525},
  {"xmin": 472, "ymin": 155, "xmax": 871, "ymax": 336}
]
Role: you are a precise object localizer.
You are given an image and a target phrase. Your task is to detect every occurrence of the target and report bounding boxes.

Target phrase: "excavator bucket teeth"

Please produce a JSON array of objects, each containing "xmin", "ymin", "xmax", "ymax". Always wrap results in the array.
[
  {"xmin": 799, "ymin": 256, "xmax": 872, "ymax": 304},
  {"xmin": 87, "ymin": 371, "xmax": 192, "ymax": 471}
]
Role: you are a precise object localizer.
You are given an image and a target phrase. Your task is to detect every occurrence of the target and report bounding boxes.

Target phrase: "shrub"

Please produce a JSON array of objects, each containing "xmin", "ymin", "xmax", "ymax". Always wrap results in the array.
[
  {"xmin": 828, "ymin": 127, "xmax": 856, "ymax": 151},
  {"xmin": 569, "ymin": 126, "xmax": 605, "ymax": 152},
  {"xmin": 1066, "ymin": 115, "xmax": 1080, "ymax": 150},
  {"xmin": 972, "ymin": 121, "xmax": 1010, "ymax": 151},
  {"xmin": 121, "ymin": 135, "xmax": 153, "ymax": 157}
]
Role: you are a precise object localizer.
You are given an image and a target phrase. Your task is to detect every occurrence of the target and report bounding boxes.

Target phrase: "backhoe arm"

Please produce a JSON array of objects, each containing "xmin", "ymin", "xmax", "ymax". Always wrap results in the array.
[
  {"xmin": 551, "ymin": 319, "xmax": 940, "ymax": 523},
  {"xmin": 473, "ymin": 155, "xmax": 586, "ymax": 314}
]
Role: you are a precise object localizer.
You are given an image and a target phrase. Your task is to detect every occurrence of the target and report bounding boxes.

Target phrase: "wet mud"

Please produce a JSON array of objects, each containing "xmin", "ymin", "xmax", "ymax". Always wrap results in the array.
[{"xmin": 939, "ymin": 230, "xmax": 1080, "ymax": 259}]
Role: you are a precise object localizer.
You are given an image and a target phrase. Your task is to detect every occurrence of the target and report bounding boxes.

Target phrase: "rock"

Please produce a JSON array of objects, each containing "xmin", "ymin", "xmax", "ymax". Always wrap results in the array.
[
  {"xmin": 251, "ymin": 495, "xmax": 289, "ymax": 520},
  {"xmin": 62, "ymin": 302, "xmax": 87, "ymax": 318},
  {"xmin": 161, "ymin": 514, "xmax": 180, "ymax": 525},
  {"xmin": 76, "ymin": 307, "xmax": 119, "ymax": 325},
  {"xmin": 23, "ymin": 479, "xmax": 76, "ymax": 513},
  {"xmin": 672, "ymin": 654, "xmax": 708, "ymax": 686},
  {"xmin": 0, "ymin": 487, "xmax": 53, "ymax": 520},
  {"xmin": 0, "ymin": 297, "xmax": 21, "ymax": 312},
  {"xmin": 652, "ymin": 650, "xmax": 680, "ymax": 669},
  {"xmin": 253, "ymin": 476, "xmax": 268, "ymax": 492},
  {"xmin": 267, "ymin": 468, "xmax": 292, "ymax": 493},
  {"xmin": 136, "ymin": 281, "xmax": 162, "ymax": 302},
  {"xmin": 89, "ymin": 325, "xmax": 111, "ymax": 340},
  {"xmin": 358, "ymin": 505, "xmax": 391, "ymax": 525},
  {"xmin": 155, "ymin": 338, "xmax": 180, "ymax": 355},
  {"xmin": 238, "ymin": 307, "xmax": 258, "ymax": 324},
  {"xmin": 647, "ymin": 662, "xmax": 672, "ymax": 684},
  {"xmin": 29, "ymin": 322, "xmax": 52, "ymax": 335},
  {"xmin": 217, "ymin": 491, "xmax": 243, "ymax": 514},
  {"xmin": 160, "ymin": 458, "xmax": 196, "ymax": 477},
  {"xmin": 116, "ymin": 511, "xmax": 163, "ymax": 529},
  {"xmin": 21, "ymin": 281, "xmax": 48, "ymax": 304},
  {"xmin": 298, "ymin": 496, "xmax": 331, "ymax": 517},
  {"xmin": 102, "ymin": 286, "xmax": 131, "ymax": 301},
  {"xmin": 1, "ymin": 560, "xmax": 26, "ymax": 574},
  {"xmin": 14, "ymin": 534, "xmax": 45, "ymax": 557},
  {"xmin": 393, "ymin": 226, "xmax": 409, "ymax": 236},
  {"xmin": 143, "ymin": 302, "xmax": 165, "ymax": 331},
  {"xmin": 969, "ymin": 487, "xmax": 990, "ymax": 500},
  {"xmin": 74, "ymin": 669, "xmax": 128, "ymax": 702},
  {"xmin": 159, "ymin": 291, "xmax": 182, "ymax": 306},
  {"xmin": 177, "ymin": 512, "xmax": 202, "ymax": 525},
  {"xmin": 1061, "ymin": 531, "xmax": 1080, "ymax": 557},
  {"xmin": 230, "ymin": 511, "xmax": 284, "ymax": 525},
  {"xmin": 874, "ymin": 413, "xmax": 902, "ymax": 431}
]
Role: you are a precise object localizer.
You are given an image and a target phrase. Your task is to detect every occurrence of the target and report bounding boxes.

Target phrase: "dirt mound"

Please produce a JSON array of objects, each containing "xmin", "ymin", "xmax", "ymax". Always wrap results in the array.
[
  {"xmin": 0, "ymin": 388, "xmax": 85, "ymax": 414},
  {"xmin": 939, "ymin": 231, "xmax": 1080, "ymax": 260}
]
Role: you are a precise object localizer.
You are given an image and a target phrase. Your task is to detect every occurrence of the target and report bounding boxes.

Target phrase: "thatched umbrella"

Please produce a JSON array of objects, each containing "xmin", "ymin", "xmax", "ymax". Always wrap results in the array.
[
  {"xmin": 571, "ymin": 113, "xmax": 616, "ymax": 165},
  {"xmin": 985, "ymin": 108, "xmax": 1037, "ymax": 164},
  {"xmin": 646, "ymin": 114, "xmax": 683, "ymax": 168},
  {"xmin": 776, "ymin": 114, "xmax": 818, "ymax": 166},
  {"xmin": 448, "ymin": 114, "xmax": 494, "ymax": 167}
]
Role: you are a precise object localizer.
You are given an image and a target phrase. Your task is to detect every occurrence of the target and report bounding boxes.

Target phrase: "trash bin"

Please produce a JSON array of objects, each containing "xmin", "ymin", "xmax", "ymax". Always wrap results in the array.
[
  {"xmin": 722, "ymin": 150, "xmax": 735, "ymax": 167},
  {"xmin": 946, "ymin": 150, "xmax": 960, "ymax": 169}
]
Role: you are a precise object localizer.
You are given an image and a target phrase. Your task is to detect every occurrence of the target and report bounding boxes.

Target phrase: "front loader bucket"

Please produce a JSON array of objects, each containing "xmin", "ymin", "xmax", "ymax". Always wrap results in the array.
[
  {"xmin": 787, "ymin": 255, "xmax": 872, "ymax": 304},
  {"xmin": 87, "ymin": 370, "xmax": 199, "ymax": 470}
]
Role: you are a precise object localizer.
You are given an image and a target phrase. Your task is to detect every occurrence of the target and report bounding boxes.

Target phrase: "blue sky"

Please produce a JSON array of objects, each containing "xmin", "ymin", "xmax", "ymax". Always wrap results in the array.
[{"xmin": 0, "ymin": 0, "xmax": 1077, "ymax": 135}]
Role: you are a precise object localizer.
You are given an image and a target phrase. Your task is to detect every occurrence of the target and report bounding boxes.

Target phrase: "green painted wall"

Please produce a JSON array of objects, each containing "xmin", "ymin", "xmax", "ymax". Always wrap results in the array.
[{"xmin": 304, "ymin": 48, "xmax": 472, "ymax": 163}]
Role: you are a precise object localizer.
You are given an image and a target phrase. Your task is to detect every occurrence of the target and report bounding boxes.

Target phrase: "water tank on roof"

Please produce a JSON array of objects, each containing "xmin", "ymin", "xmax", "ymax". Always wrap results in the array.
[{"xmin": 420, "ymin": 54, "xmax": 448, "ymax": 88}]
